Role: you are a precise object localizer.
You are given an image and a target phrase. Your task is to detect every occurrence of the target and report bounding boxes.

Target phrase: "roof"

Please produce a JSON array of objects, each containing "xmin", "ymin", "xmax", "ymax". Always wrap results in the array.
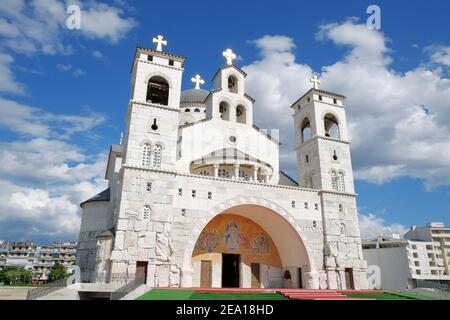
[
  {"xmin": 80, "ymin": 188, "xmax": 110, "ymax": 208},
  {"xmin": 181, "ymin": 89, "xmax": 210, "ymax": 104},
  {"xmin": 290, "ymin": 88, "xmax": 346, "ymax": 108},
  {"xmin": 212, "ymin": 64, "xmax": 247, "ymax": 80},
  {"xmin": 279, "ymin": 170, "xmax": 299, "ymax": 186},
  {"xmin": 192, "ymin": 148, "xmax": 272, "ymax": 168},
  {"xmin": 252, "ymin": 124, "xmax": 281, "ymax": 145}
]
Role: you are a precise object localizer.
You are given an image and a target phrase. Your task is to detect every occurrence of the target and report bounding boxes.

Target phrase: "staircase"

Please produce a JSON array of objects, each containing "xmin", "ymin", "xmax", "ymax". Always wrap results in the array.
[{"xmin": 279, "ymin": 289, "xmax": 380, "ymax": 300}]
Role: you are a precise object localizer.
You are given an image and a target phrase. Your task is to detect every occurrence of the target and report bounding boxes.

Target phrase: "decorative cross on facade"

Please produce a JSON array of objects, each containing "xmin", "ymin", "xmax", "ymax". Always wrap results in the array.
[
  {"xmin": 152, "ymin": 35, "xmax": 167, "ymax": 51},
  {"xmin": 191, "ymin": 74, "xmax": 205, "ymax": 90},
  {"xmin": 310, "ymin": 75, "xmax": 321, "ymax": 90},
  {"xmin": 223, "ymin": 48, "xmax": 237, "ymax": 65}
]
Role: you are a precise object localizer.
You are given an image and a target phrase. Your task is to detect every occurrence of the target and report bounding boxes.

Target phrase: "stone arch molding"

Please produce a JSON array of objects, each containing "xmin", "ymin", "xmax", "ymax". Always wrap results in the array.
[
  {"xmin": 181, "ymin": 196, "xmax": 317, "ymax": 274},
  {"xmin": 143, "ymin": 71, "xmax": 174, "ymax": 88}
]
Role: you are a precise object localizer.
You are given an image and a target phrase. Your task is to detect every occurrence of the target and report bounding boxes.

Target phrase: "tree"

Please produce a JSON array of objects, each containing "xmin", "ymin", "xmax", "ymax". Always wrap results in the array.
[
  {"xmin": 48, "ymin": 262, "xmax": 68, "ymax": 282},
  {"xmin": 0, "ymin": 267, "xmax": 32, "ymax": 285}
]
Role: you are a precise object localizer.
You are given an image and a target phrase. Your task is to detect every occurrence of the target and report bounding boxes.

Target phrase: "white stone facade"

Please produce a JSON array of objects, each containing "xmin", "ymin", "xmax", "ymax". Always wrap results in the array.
[{"xmin": 76, "ymin": 44, "xmax": 368, "ymax": 290}]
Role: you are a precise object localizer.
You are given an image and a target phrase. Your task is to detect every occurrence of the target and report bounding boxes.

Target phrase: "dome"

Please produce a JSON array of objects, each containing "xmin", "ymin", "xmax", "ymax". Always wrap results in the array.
[{"xmin": 180, "ymin": 89, "xmax": 209, "ymax": 104}]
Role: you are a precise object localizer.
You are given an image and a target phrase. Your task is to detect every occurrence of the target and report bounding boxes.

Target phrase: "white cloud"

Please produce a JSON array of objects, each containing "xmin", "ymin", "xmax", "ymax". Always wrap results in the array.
[
  {"xmin": 56, "ymin": 63, "xmax": 73, "ymax": 71},
  {"xmin": 0, "ymin": 0, "xmax": 135, "ymax": 56},
  {"xmin": 243, "ymin": 21, "xmax": 450, "ymax": 188},
  {"xmin": 92, "ymin": 50, "xmax": 103, "ymax": 59},
  {"xmin": 73, "ymin": 68, "xmax": 86, "ymax": 77},
  {"xmin": 0, "ymin": 97, "xmax": 106, "ymax": 138},
  {"xmin": 428, "ymin": 46, "xmax": 450, "ymax": 67},
  {"xmin": 359, "ymin": 213, "xmax": 409, "ymax": 240},
  {"xmin": 0, "ymin": 52, "xmax": 24, "ymax": 94}
]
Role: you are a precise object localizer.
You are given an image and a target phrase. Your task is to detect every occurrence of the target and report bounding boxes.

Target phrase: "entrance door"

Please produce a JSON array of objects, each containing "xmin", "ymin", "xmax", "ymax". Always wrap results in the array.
[
  {"xmin": 222, "ymin": 254, "xmax": 240, "ymax": 288},
  {"xmin": 298, "ymin": 268, "xmax": 303, "ymax": 288},
  {"xmin": 200, "ymin": 260, "xmax": 212, "ymax": 288},
  {"xmin": 251, "ymin": 263, "xmax": 260, "ymax": 288},
  {"xmin": 136, "ymin": 261, "xmax": 148, "ymax": 283},
  {"xmin": 345, "ymin": 268, "xmax": 354, "ymax": 289}
]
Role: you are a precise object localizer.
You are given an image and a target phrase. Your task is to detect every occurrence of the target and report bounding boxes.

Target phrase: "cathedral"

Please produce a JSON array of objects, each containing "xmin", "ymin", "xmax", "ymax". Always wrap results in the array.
[{"xmin": 76, "ymin": 35, "xmax": 368, "ymax": 290}]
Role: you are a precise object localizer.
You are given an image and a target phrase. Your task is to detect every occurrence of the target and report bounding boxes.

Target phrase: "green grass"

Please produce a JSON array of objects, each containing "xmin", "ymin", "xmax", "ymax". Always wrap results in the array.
[
  {"xmin": 136, "ymin": 289, "xmax": 288, "ymax": 300},
  {"xmin": 345, "ymin": 292, "xmax": 440, "ymax": 300}
]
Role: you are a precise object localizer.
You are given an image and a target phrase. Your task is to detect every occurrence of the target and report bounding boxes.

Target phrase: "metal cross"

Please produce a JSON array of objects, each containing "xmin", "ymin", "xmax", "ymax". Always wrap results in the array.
[
  {"xmin": 223, "ymin": 48, "xmax": 237, "ymax": 65},
  {"xmin": 310, "ymin": 75, "xmax": 321, "ymax": 90},
  {"xmin": 153, "ymin": 35, "xmax": 167, "ymax": 51},
  {"xmin": 191, "ymin": 74, "xmax": 205, "ymax": 90}
]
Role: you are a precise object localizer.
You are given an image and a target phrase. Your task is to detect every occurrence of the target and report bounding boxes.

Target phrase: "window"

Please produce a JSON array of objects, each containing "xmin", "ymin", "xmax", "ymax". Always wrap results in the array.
[
  {"xmin": 338, "ymin": 172, "xmax": 345, "ymax": 192},
  {"xmin": 340, "ymin": 223, "xmax": 346, "ymax": 235},
  {"xmin": 292, "ymin": 201, "xmax": 296, "ymax": 208},
  {"xmin": 339, "ymin": 204, "xmax": 343, "ymax": 213},
  {"xmin": 304, "ymin": 202, "xmax": 308, "ymax": 209},
  {"xmin": 236, "ymin": 105, "xmax": 246, "ymax": 124},
  {"xmin": 150, "ymin": 118, "xmax": 159, "ymax": 131},
  {"xmin": 146, "ymin": 182, "xmax": 152, "ymax": 192},
  {"xmin": 313, "ymin": 221, "xmax": 317, "ymax": 228},
  {"xmin": 333, "ymin": 98, "xmax": 337, "ymax": 104},
  {"xmin": 199, "ymin": 171, "xmax": 210, "ymax": 176},
  {"xmin": 324, "ymin": 114, "xmax": 340, "ymax": 139},
  {"xmin": 306, "ymin": 155, "xmax": 309, "ymax": 163},
  {"xmin": 208, "ymin": 192, "xmax": 212, "ymax": 200},
  {"xmin": 168, "ymin": 59, "xmax": 174, "ymax": 66},
  {"xmin": 301, "ymin": 118, "xmax": 312, "ymax": 143},
  {"xmin": 146, "ymin": 76, "xmax": 169, "ymax": 105},
  {"xmin": 228, "ymin": 75, "xmax": 238, "ymax": 93},
  {"xmin": 307, "ymin": 96, "xmax": 311, "ymax": 103},
  {"xmin": 151, "ymin": 144, "xmax": 162, "ymax": 168},
  {"xmin": 147, "ymin": 55, "xmax": 153, "ymax": 62},
  {"xmin": 142, "ymin": 205, "xmax": 151, "ymax": 220},
  {"xmin": 331, "ymin": 170, "xmax": 338, "ymax": 191},
  {"xmin": 219, "ymin": 102, "xmax": 230, "ymax": 121},
  {"xmin": 178, "ymin": 188, "xmax": 182, "ymax": 196},
  {"xmin": 185, "ymin": 108, "xmax": 190, "ymax": 112},
  {"xmin": 239, "ymin": 170, "xmax": 249, "ymax": 181},
  {"xmin": 192, "ymin": 190, "xmax": 196, "ymax": 198},
  {"xmin": 181, "ymin": 209, "xmax": 186, "ymax": 216},
  {"xmin": 318, "ymin": 95, "xmax": 323, "ymax": 101},
  {"xmin": 332, "ymin": 150, "xmax": 338, "ymax": 161},
  {"xmin": 194, "ymin": 108, "xmax": 200, "ymax": 112},
  {"xmin": 315, "ymin": 203, "xmax": 319, "ymax": 210},
  {"xmin": 142, "ymin": 143, "xmax": 152, "ymax": 167},
  {"xmin": 218, "ymin": 168, "xmax": 231, "ymax": 178}
]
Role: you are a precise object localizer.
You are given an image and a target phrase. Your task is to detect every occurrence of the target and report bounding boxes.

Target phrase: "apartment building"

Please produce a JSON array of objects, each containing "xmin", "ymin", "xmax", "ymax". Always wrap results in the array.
[
  {"xmin": 362, "ymin": 222, "xmax": 450, "ymax": 290},
  {"xmin": 0, "ymin": 241, "xmax": 77, "ymax": 283}
]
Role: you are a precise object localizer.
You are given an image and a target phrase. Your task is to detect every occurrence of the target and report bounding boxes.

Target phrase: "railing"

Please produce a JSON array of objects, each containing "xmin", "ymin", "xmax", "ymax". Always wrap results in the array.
[
  {"xmin": 26, "ymin": 277, "xmax": 73, "ymax": 300},
  {"xmin": 110, "ymin": 274, "xmax": 145, "ymax": 300}
]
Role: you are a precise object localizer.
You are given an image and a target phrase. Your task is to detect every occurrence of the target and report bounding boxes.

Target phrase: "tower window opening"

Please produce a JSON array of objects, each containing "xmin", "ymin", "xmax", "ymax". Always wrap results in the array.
[
  {"xmin": 292, "ymin": 201, "xmax": 296, "ymax": 208},
  {"xmin": 194, "ymin": 108, "xmax": 200, "ymax": 112},
  {"xmin": 168, "ymin": 59, "xmax": 174, "ymax": 66},
  {"xmin": 147, "ymin": 55, "xmax": 153, "ymax": 62},
  {"xmin": 331, "ymin": 170, "xmax": 339, "ymax": 191},
  {"xmin": 306, "ymin": 155, "xmax": 309, "ymax": 163},
  {"xmin": 332, "ymin": 150, "xmax": 338, "ymax": 161},
  {"xmin": 228, "ymin": 75, "xmax": 238, "ymax": 93},
  {"xmin": 219, "ymin": 102, "xmax": 230, "ymax": 121},
  {"xmin": 324, "ymin": 114, "xmax": 340, "ymax": 139},
  {"xmin": 151, "ymin": 118, "xmax": 158, "ymax": 131},
  {"xmin": 142, "ymin": 205, "xmax": 151, "ymax": 220},
  {"xmin": 185, "ymin": 108, "xmax": 190, "ymax": 112},
  {"xmin": 301, "ymin": 118, "xmax": 312, "ymax": 143},
  {"xmin": 146, "ymin": 182, "xmax": 152, "ymax": 192},
  {"xmin": 319, "ymin": 95, "xmax": 323, "ymax": 101},
  {"xmin": 208, "ymin": 192, "xmax": 212, "ymax": 200},
  {"xmin": 146, "ymin": 76, "xmax": 169, "ymax": 105},
  {"xmin": 236, "ymin": 105, "xmax": 246, "ymax": 124},
  {"xmin": 333, "ymin": 98, "xmax": 337, "ymax": 104}
]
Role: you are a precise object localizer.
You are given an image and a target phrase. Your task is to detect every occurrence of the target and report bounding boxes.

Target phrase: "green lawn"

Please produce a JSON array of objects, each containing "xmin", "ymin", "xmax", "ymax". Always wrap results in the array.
[
  {"xmin": 345, "ymin": 291, "xmax": 440, "ymax": 300},
  {"xmin": 137, "ymin": 289, "xmax": 288, "ymax": 300}
]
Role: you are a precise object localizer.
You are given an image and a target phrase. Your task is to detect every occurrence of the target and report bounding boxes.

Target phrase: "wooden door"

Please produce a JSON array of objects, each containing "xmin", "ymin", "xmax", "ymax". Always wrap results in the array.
[
  {"xmin": 136, "ymin": 261, "xmax": 148, "ymax": 283},
  {"xmin": 345, "ymin": 268, "xmax": 354, "ymax": 289},
  {"xmin": 251, "ymin": 263, "xmax": 260, "ymax": 288},
  {"xmin": 200, "ymin": 260, "xmax": 212, "ymax": 288}
]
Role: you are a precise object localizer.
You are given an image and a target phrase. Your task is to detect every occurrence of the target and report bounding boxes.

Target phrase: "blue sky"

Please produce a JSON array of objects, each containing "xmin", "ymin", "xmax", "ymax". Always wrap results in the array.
[{"xmin": 0, "ymin": 0, "xmax": 449, "ymax": 243}]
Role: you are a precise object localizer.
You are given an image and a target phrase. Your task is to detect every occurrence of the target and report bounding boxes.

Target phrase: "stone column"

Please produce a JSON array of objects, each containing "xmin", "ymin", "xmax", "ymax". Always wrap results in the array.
[
  {"xmin": 213, "ymin": 164, "xmax": 219, "ymax": 178},
  {"xmin": 253, "ymin": 166, "xmax": 258, "ymax": 182},
  {"xmin": 234, "ymin": 163, "xmax": 239, "ymax": 179}
]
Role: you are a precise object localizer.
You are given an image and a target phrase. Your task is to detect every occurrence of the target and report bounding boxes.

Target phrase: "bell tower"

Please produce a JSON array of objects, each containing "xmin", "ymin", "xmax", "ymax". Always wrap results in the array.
[
  {"xmin": 291, "ymin": 76, "xmax": 354, "ymax": 193},
  {"xmin": 123, "ymin": 35, "xmax": 185, "ymax": 170}
]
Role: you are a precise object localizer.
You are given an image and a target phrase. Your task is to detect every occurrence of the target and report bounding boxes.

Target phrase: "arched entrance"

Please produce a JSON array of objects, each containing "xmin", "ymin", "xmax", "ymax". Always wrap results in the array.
[{"xmin": 182, "ymin": 199, "xmax": 316, "ymax": 289}]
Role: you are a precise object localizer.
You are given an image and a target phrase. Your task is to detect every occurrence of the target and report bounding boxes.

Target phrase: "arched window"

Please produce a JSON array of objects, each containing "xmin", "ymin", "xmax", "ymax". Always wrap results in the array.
[
  {"xmin": 146, "ymin": 76, "xmax": 169, "ymax": 105},
  {"xmin": 219, "ymin": 102, "xmax": 230, "ymax": 121},
  {"xmin": 239, "ymin": 170, "xmax": 249, "ymax": 181},
  {"xmin": 142, "ymin": 143, "xmax": 152, "ymax": 167},
  {"xmin": 338, "ymin": 172, "xmax": 345, "ymax": 192},
  {"xmin": 331, "ymin": 170, "xmax": 339, "ymax": 191},
  {"xmin": 340, "ymin": 223, "xmax": 346, "ymax": 235},
  {"xmin": 185, "ymin": 108, "xmax": 190, "ymax": 112},
  {"xmin": 194, "ymin": 108, "xmax": 200, "ymax": 113},
  {"xmin": 324, "ymin": 114, "xmax": 340, "ymax": 139},
  {"xmin": 236, "ymin": 105, "xmax": 246, "ymax": 124},
  {"xmin": 142, "ymin": 205, "xmax": 151, "ymax": 220},
  {"xmin": 218, "ymin": 168, "xmax": 231, "ymax": 178},
  {"xmin": 228, "ymin": 75, "xmax": 238, "ymax": 93},
  {"xmin": 301, "ymin": 118, "xmax": 312, "ymax": 143},
  {"xmin": 151, "ymin": 144, "xmax": 162, "ymax": 169}
]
